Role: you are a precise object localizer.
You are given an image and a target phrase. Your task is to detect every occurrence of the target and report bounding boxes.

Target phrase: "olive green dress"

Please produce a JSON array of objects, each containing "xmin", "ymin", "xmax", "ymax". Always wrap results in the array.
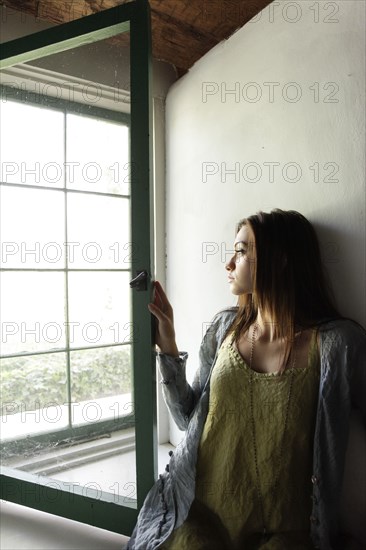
[{"xmin": 161, "ymin": 330, "xmax": 320, "ymax": 550}]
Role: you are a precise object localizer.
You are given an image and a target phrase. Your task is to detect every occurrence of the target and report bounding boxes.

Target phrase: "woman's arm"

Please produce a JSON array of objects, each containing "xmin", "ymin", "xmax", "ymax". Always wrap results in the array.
[
  {"xmin": 349, "ymin": 321, "xmax": 366, "ymax": 426},
  {"xmin": 156, "ymin": 310, "xmax": 227, "ymax": 430},
  {"xmin": 147, "ymin": 281, "xmax": 179, "ymax": 357},
  {"xmin": 148, "ymin": 282, "xmax": 229, "ymax": 430},
  {"xmin": 148, "ymin": 281, "xmax": 193, "ymax": 430},
  {"xmin": 340, "ymin": 320, "xmax": 366, "ymax": 546}
]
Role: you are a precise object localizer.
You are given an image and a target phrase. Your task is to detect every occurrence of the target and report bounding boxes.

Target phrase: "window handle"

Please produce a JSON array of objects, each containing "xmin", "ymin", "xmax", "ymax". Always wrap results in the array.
[{"xmin": 129, "ymin": 270, "xmax": 148, "ymax": 291}]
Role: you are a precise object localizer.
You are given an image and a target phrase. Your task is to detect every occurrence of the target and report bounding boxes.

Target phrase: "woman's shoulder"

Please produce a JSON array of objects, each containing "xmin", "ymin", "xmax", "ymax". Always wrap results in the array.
[
  {"xmin": 201, "ymin": 307, "xmax": 238, "ymax": 345},
  {"xmin": 213, "ymin": 305, "xmax": 239, "ymax": 316},
  {"xmin": 318, "ymin": 317, "xmax": 366, "ymax": 345},
  {"xmin": 211, "ymin": 306, "xmax": 238, "ymax": 327}
]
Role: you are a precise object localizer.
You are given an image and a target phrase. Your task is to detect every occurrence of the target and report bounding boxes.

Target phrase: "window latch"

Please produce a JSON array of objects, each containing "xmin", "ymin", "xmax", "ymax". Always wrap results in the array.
[{"xmin": 129, "ymin": 270, "xmax": 148, "ymax": 291}]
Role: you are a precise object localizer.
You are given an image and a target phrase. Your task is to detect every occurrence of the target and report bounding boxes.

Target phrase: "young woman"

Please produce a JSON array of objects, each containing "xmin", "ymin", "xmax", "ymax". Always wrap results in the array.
[{"xmin": 126, "ymin": 209, "xmax": 366, "ymax": 550}]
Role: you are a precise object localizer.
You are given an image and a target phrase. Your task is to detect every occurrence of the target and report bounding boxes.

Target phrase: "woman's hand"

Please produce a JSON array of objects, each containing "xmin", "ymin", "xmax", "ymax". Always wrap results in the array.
[{"xmin": 148, "ymin": 281, "xmax": 179, "ymax": 357}]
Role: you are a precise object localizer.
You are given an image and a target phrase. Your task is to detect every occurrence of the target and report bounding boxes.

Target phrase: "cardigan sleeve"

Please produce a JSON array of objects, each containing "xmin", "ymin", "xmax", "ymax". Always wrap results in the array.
[
  {"xmin": 157, "ymin": 309, "xmax": 234, "ymax": 431},
  {"xmin": 348, "ymin": 321, "xmax": 366, "ymax": 427}
]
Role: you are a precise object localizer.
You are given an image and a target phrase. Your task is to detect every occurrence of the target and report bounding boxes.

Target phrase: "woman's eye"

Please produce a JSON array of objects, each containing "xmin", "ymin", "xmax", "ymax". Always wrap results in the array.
[{"xmin": 235, "ymin": 249, "xmax": 246, "ymax": 256}]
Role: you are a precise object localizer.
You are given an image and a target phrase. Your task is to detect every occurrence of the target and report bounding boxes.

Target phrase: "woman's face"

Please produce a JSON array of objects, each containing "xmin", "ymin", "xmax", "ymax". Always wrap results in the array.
[{"xmin": 225, "ymin": 224, "xmax": 255, "ymax": 296}]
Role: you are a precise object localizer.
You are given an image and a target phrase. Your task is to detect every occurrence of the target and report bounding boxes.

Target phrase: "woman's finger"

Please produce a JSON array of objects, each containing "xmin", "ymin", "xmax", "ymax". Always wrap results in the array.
[
  {"xmin": 152, "ymin": 281, "xmax": 172, "ymax": 315},
  {"xmin": 154, "ymin": 281, "xmax": 171, "ymax": 306},
  {"xmin": 148, "ymin": 302, "xmax": 167, "ymax": 323},
  {"xmin": 152, "ymin": 282, "xmax": 162, "ymax": 307}
]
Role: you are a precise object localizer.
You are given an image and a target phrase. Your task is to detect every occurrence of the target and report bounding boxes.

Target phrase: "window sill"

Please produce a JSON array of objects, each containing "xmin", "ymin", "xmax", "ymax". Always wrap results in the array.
[
  {"xmin": 4, "ymin": 428, "xmax": 175, "ymax": 499},
  {"xmin": 0, "ymin": 499, "xmax": 130, "ymax": 550}
]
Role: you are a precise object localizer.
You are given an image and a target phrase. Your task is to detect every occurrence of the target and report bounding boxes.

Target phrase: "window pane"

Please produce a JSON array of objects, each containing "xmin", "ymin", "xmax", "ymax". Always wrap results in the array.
[
  {"xmin": 50, "ymin": 428, "xmax": 137, "ymax": 499},
  {"xmin": 0, "ymin": 186, "xmax": 65, "ymax": 269},
  {"xmin": 0, "ymin": 272, "xmax": 66, "ymax": 355},
  {"xmin": 0, "ymin": 100, "xmax": 64, "ymax": 188},
  {"xmin": 1, "ymin": 350, "xmax": 137, "ymax": 500},
  {"xmin": 70, "ymin": 345, "xmax": 133, "ymax": 425},
  {"xmin": 66, "ymin": 114, "xmax": 130, "ymax": 196},
  {"xmin": 0, "ymin": 352, "xmax": 68, "ymax": 441},
  {"xmin": 67, "ymin": 193, "xmax": 130, "ymax": 269},
  {"xmin": 0, "ymin": 22, "xmax": 142, "ymax": 518},
  {"xmin": 67, "ymin": 272, "xmax": 131, "ymax": 348}
]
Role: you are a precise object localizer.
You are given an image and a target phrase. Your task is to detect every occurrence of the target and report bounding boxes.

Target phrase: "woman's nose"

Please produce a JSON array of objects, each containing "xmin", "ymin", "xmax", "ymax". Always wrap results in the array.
[{"xmin": 225, "ymin": 256, "xmax": 235, "ymax": 271}]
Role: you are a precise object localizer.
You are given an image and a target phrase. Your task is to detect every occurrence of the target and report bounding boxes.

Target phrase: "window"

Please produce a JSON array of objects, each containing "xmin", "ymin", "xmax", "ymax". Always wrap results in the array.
[
  {"xmin": 1, "ymin": 91, "xmax": 134, "ymax": 465},
  {"xmin": 0, "ymin": 2, "xmax": 157, "ymax": 535}
]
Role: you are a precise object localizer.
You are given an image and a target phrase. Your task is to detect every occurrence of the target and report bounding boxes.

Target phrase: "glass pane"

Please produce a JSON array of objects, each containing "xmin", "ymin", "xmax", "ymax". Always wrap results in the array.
[
  {"xmin": 66, "ymin": 114, "xmax": 130, "ymax": 196},
  {"xmin": 0, "ymin": 100, "xmax": 64, "ymax": 188},
  {"xmin": 0, "ymin": 272, "xmax": 66, "ymax": 356},
  {"xmin": 67, "ymin": 192, "xmax": 130, "ymax": 269},
  {"xmin": 44, "ymin": 427, "xmax": 136, "ymax": 500},
  {"xmin": 68, "ymin": 271, "xmax": 131, "ymax": 348},
  {"xmin": 70, "ymin": 345, "xmax": 133, "ymax": 425},
  {"xmin": 0, "ymin": 352, "xmax": 68, "ymax": 442},
  {"xmin": 0, "ymin": 24, "xmax": 138, "ymax": 508},
  {"xmin": 0, "ymin": 186, "xmax": 65, "ymax": 269}
]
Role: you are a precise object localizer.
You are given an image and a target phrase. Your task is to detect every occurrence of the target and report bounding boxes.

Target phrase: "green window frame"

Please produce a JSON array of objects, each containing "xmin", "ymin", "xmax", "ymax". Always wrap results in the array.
[{"xmin": 0, "ymin": 0, "xmax": 156, "ymax": 536}]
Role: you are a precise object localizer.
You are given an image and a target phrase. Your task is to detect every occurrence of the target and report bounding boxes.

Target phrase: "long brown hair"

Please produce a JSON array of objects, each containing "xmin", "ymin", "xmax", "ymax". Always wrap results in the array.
[{"xmin": 228, "ymin": 209, "xmax": 342, "ymax": 357}]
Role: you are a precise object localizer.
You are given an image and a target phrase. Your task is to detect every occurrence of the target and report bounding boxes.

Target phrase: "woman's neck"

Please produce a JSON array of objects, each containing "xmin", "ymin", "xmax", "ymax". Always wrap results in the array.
[{"xmin": 254, "ymin": 309, "xmax": 279, "ymax": 343}]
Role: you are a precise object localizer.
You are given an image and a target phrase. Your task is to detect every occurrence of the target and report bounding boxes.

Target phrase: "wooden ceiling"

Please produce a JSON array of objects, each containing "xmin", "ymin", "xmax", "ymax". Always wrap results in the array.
[{"xmin": 1, "ymin": 0, "xmax": 272, "ymax": 76}]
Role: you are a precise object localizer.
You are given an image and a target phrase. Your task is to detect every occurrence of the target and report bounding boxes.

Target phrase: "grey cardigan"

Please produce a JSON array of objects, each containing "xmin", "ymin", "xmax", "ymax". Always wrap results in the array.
[{"xmin": 127, "ymin": 308, "xmax": 366, "ymax": 550}]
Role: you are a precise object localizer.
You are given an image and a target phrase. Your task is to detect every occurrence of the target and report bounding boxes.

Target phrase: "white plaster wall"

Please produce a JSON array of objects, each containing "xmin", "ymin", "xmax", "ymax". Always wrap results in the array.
[{"xmin": 165, "ymin": 1, "xmax": 366, "ymax": 444}]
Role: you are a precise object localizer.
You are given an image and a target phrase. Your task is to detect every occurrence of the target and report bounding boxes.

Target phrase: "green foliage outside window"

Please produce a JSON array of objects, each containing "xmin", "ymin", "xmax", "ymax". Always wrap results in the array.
[{"xmin": 0, "ymin": 348, "xmax": 131, "ymax": 414}]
